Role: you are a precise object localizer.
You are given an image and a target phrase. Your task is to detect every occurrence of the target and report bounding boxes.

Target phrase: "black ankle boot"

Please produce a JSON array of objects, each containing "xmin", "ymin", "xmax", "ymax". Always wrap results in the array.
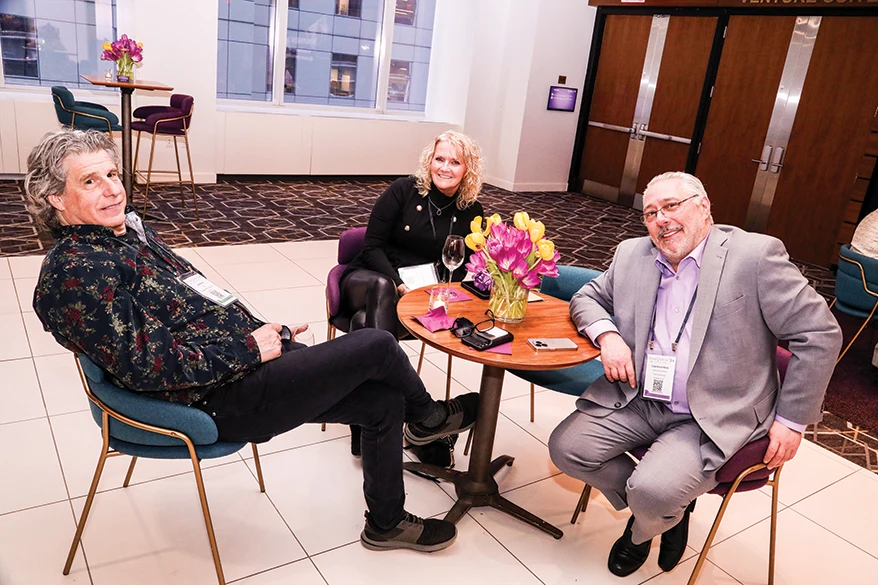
[
  {"xmin": 658, "ymin": 500, "xmax": 696, "ymax": 572},
  {"xmin": 608, "ymin": 515, "xmax": 651, "ymax": 577}
]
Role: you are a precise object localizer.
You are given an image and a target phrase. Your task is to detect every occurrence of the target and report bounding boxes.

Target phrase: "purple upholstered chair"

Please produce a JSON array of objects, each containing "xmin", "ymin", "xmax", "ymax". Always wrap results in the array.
[
  {"xmin": 321, "ymin": 227, "xmax": 449, "ymax": 431},
  {"xmin": 132, "ymin": 94, "xmax": 197, "ymax": 217},
  {"xmin": 571, "ymin": 346, "xmax": 792, "ymax": 585}
]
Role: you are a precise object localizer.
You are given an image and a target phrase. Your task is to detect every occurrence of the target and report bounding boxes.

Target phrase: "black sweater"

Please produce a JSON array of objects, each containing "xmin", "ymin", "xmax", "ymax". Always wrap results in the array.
[{"xmin": 344, "ymin": 177, "xmax": 484, "ymax": 286}]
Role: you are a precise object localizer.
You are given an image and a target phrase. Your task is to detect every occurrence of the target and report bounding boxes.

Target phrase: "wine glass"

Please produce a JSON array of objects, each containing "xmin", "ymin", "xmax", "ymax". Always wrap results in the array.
[{"xmin": 442, "ymin": 235, "xmax": 465, "ymax": 287}]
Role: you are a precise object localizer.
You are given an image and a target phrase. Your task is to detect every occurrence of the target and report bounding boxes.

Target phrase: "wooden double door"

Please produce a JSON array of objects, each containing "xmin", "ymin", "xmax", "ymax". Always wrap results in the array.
[{"xmin": 576, "ymin": 12, "xmax": 878, "ymax": 267}]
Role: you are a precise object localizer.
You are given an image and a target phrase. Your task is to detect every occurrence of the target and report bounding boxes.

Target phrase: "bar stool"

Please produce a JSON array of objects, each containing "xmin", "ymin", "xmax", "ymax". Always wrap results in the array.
[{"xmin": 132, "ymin": 94, "xmax": 197, "ymax": 217}]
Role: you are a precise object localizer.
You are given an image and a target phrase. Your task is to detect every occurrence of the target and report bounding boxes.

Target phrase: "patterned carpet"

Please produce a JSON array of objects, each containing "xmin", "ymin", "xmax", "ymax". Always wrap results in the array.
[
  {"xmin": 0, "ymin": 176, "xmax": 838, "ymax": 298},
  {"xmin": 2, "ymin": 175, "xmax": 873, "ymax": 470}
]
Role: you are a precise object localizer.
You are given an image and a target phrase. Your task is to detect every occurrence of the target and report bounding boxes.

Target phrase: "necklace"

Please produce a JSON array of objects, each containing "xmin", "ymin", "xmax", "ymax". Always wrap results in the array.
[{"xmin": 429, "ymin": 197, "xmax": 456, "ymax": 216}]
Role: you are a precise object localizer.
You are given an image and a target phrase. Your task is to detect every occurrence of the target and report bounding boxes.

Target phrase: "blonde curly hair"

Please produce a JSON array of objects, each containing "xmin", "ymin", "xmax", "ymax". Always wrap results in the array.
[{"xmin": 413, "ymin": 130, "xmax": 483, "ymax": 210}]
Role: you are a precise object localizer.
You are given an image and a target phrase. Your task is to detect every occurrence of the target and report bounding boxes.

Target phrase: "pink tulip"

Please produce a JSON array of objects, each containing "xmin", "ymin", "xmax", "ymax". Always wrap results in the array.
[{"xmin": 521, "ymin": 267, "xmax": 542, "ymax": 289}]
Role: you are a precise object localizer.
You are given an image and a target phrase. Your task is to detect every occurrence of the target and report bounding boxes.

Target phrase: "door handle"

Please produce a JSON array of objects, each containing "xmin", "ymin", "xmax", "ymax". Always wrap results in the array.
[
  {"xmin": 751, "ymin": 145, "xmax": 773, "ymax": 172},
  {"xmin": 769, "ymin": 147, "xmax": 785, "ymax": 173}
]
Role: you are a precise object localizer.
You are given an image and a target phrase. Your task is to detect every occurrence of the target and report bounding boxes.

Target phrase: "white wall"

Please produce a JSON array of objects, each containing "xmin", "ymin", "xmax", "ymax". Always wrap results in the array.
[
  {"xmin": 463, "ymin": 0, "xmax": 595, "ymax": 192},
  {"xmin": 0, "ymin": 0, "xmax": 596, "ymax": 193}
]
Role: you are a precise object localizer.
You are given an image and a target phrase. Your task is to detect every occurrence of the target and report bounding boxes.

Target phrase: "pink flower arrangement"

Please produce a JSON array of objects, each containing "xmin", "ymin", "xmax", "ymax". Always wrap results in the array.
[
  {"xmin": 100, "ymin": 34, "xmax": 143, "ymax": 80},
  {"xmin": 464, "ymin": 212, "xmax": 560, "ymax": 291}
]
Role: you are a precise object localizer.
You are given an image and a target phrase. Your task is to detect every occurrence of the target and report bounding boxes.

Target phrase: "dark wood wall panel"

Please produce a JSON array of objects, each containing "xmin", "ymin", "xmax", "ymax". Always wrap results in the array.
[
  {"xmin": 580, "ymin": 128, "xmax": 631, "ymax": 187},
  {"xmin": 695, "ymin": 15, "xmax": 796, "ymax": 227},
  {"xmin": 647, "ymin": 17, "xmax": 717, "ymax": 138},
  {"xmin": 767, "ymin": 17, "xmax": 878, "ymax": 267},
  {"xmin": 588, "ymin": 15, "xmax": 652, "ymax": 126},
  {"xmin": 636, "ymin": 142, "xmax": 690, "ymax": 193}
]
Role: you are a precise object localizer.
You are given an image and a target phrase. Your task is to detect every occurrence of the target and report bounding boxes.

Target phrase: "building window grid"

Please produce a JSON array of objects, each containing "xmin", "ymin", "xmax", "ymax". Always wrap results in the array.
[
  {"xmin": 218, "ymin": 0, "xmax": 433, "ymax": 113},
  {"xmin": 0, "ymin": 0, "xmax": 118, "ymax": 91},
  {"xmin": 217, "ymin": 0, "xmax": 275, "ymax": 101}
]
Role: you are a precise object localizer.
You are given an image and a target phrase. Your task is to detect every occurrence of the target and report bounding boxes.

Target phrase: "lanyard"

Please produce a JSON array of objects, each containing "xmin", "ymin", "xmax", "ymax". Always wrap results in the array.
[{"xmin": 648, "ymin": 286, "xmax": 698, "ymax": 352}]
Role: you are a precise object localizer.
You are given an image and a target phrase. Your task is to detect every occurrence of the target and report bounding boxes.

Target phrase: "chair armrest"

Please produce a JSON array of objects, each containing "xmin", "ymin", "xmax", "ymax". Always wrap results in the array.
[
  {"xmin": 75, "ymin": 106, "xmax": 120, "ymax": 125},
  {"xmin": 75, "ymin": 100, "xmax": 110, "ymax": 111}
]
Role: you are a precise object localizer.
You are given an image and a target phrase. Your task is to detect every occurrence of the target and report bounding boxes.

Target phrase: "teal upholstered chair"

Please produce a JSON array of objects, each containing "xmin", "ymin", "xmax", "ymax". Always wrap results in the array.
[
  {"xmin": 511, "ymin": 264, "xmax": 606, "ymax": 422},
  {"xmin": 64, "ymin": 354, "xmax": 266, "ymax": 585},
  {"xmin": 51, "ymin": 86, "xmax": 122, "ymax": 132},
  {"xmin": 832, "ymin": 244, "xmax": 878, "ymax": 363}
]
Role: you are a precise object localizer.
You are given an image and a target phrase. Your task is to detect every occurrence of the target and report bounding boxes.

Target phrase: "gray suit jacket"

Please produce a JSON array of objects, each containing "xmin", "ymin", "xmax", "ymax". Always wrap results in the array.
[{"xmin": 569, "ymin": 225, "xmax": 842, "ymax": 470}]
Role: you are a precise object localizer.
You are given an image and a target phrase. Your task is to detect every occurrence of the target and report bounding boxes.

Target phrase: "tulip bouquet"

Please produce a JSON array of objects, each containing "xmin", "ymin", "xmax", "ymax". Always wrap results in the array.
[
  {"xmin": 100, "ymin": 34, "xmax": 143, "ymax": 82},
  {"xmin": 464, "ymin": 212, "xmax": 560, "ymax": 322}
]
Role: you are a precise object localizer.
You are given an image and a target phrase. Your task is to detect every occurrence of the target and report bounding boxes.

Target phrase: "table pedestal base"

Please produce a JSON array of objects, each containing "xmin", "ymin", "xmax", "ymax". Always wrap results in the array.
[{"xmin": 404, "ymin": 455, "xmax": 563, "ymax": 539}]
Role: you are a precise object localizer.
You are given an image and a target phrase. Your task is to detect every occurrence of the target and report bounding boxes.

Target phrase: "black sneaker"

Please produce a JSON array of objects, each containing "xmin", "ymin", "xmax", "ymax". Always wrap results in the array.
[
  {"xmin": 403, "ymin": 393, "xmax": 479, "ymax": 446},
  {"xmin": 360, "ymin": 511, "xmax": 457, "ymax": 552}
]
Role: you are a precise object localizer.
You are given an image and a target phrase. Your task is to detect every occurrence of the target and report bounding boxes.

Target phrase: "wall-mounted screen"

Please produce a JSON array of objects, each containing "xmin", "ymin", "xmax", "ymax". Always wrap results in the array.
[{"xmin": 547, "ymin": 86, "xmax": 578, "ymax": 112}]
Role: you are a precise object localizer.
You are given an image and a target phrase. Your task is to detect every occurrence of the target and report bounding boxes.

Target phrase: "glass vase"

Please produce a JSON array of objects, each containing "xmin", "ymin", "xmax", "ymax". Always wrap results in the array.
[
  {"xmin": 488, "ymin": 280, "xmax": 528, "ymax": 323},
  {"xmin": 116, "ymin": 57, "xmax": 134, "ymax": 83}
]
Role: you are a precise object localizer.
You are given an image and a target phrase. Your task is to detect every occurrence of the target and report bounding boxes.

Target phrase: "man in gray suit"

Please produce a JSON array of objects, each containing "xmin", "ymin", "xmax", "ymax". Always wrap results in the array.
[{"xmin": 549, "ymin": 171, "xmax": 841, "ymax": 577}]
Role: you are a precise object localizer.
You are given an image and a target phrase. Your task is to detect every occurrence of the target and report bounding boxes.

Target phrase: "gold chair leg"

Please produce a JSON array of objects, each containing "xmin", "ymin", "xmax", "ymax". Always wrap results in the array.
[
  {"xmin": 570, "ymin": 484, "xmax": 592, "ymax": 524},
  {"xmin": 835, "ymin": 300, "xmax": 878, "ymax": 364},
  {"xmin": 182, "ymin": 130, "xmax": 198, "ymax": 218},
  {"xmin": 64, "ymin": 413, "xmax": 112, "ymax": 575},
  {"xmin": 251, "ymin": 444, "xmax": 265, "ymax": 493},
  {"xmin": 188, "ymin": 447, "xmax": 226, "ymax": 585},
  {"xmin": 445, "ymin": 354, "xmax": 453, "ymax": 401},
  {"xmin": 143, "ymin": 133, "xmax": 158, "ymax": 217},
  {"xmin": 133, "ymin": 130, "xmax": 142, "ymax": 201},
  {"xmin": 122, "ymin": 456, "xmax": 138, "ymax": 487},
  {"xmin": 768, "ymin": 466, "xmax": 783, "ymax": 585},
  {"xmin": 530, "ymin": 382, "xmax": 535, "ymax": 423},
  {"xmin": 173, "ymin": 135, "xmax": 184, "ymax": 206},
  {"xmin": 686, "ymin": 463, "xmax": 765, "ymax": 585},
  {"xmin": 416, "ymin": 342, "xmax": 426, "ymax": 375}
]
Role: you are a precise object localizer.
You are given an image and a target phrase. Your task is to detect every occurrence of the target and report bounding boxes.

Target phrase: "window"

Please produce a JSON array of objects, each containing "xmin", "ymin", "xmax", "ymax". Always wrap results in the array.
[
  {"xmin": 218, "ymin": 0, "xmax": 435, "ymax": 113},
  {"xmin": 335, "ymin": 0, "xmax": 361, "ymax": 18},
  {"xmin": 329, "ymin": 53, "xmax": 356, "ymax": 97},
  {"xmin": 217, "ymin": 0, "xmax": 275, "ymax": 101},
  {"xmin": 394, "ymin": 0, "xmax": 414, "ymax": 26},
  {"xmin": 0, "ymin": 0, "xmax": 117, "ymax": 90}
]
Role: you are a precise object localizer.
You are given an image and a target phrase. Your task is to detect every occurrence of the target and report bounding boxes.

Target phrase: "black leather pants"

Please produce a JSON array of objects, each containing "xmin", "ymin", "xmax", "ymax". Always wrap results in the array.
[
  {"xmin": 339, "ymin": 269, "xmax": 403, "ymax": 336},
  {"xmin": 339, "ymin": 269, "xmax": 405, "ymax": 455}
]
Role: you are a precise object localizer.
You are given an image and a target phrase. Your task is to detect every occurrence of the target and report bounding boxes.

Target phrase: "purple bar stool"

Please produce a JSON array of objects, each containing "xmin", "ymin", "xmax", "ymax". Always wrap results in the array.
[
  {"xmin": 571, "ymin": 346, "xmax": 792, "ymax": 585},
  {"xmin": 132, "ymin": 94, "xmax": 197, "ymax": 217}
]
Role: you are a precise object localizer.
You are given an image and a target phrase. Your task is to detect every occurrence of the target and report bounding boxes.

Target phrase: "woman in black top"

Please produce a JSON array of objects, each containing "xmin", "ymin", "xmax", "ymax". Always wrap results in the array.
[
  {"xmin": 341, "ymin": 131, "xmax": 485, "ymax": 334},
  {"xmin": 340, "ymin": 131, "xmax": 485, "ymax": 457}
]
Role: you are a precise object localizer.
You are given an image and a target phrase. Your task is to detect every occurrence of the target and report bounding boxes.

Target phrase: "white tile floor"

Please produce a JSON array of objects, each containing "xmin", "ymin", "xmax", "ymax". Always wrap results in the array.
[{"xmin": 1, "ymin": 241, "xmax": 876, "ymax": 585}]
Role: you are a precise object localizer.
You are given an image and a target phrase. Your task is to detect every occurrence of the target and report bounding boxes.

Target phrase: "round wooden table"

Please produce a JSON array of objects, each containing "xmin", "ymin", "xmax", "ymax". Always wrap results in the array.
[{"xmin": 397, "ymin": 283, "xmax": 600, "ymax": 539}]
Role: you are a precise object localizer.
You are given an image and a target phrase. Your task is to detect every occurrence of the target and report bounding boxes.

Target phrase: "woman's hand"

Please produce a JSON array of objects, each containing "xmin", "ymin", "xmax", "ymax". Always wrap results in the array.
[
  {"xmin": 252, "ymin": 323, "xmax": 283, "ymax": 363},
  {"xmin": 397, "ymin": 284, "xmax": 412, "ymax": 296}
]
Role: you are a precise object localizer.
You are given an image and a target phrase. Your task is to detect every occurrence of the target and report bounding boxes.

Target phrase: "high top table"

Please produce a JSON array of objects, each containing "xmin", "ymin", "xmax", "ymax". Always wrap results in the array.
[
  {"xmin": 397, "ymin": 283, "xmax": 600, "ymax": 539},
  {"xmin": 81, "ymin": 75, "xmax": 174, "ymax": 200}
]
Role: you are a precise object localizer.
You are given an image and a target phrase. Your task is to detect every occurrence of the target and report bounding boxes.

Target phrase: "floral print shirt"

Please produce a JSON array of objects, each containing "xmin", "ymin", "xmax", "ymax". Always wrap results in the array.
[{"xmin": 33, "ymin": 215, "xmax": 263, "ymax": 404}]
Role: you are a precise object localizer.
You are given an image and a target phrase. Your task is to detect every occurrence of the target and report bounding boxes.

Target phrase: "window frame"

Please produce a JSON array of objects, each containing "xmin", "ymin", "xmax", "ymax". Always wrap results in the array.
[{"xmin": 218, "ymin": 0, "xmax": 431, "ymax": 118}]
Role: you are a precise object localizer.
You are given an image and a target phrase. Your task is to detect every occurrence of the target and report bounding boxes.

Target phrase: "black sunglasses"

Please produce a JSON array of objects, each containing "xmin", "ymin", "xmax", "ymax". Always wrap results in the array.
[{"xmin": 451, "ymin": 310, "xmax": 495, "ymax": 338}]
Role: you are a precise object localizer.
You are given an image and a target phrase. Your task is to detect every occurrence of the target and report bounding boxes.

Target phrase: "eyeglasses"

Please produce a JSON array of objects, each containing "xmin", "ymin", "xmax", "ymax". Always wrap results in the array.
[
  {"xmin": 451, "ymin": 310, "xmax": 495, "ymax": 338},
  {"xmin": 641, "ymin": 194, "xmax": 701, "ymax": 225}
]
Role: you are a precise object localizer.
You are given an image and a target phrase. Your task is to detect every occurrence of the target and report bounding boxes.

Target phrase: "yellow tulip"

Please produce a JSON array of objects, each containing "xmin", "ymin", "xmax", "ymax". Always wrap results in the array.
[
  {"xmin": 465, "ymin": 232, "xmax": 486, "ymax": 251},
  {"xmin": 513, "ymin": 211, "xmax": 530, "ymax": 231},
  {"xmin": 486, "ymin": 214, "xmax": 501, "ymax": 234},
  {"xmin": 528, "ymin": 220, "xmax": 545, "ymax": 243},
  {"xmin": 537, "ymin": 239, "xmax": 555, "ymax": 260},
  {"xmin": 470, "ymin": 216, "xmax": 483, "ymax": 234},
  {"xmin": 102, "ymin": 41, "xmax": 112, "ymax": 50}
]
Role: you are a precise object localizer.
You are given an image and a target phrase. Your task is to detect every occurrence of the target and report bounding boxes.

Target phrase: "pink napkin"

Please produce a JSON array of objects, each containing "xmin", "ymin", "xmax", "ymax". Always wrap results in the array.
[
  {"xmin": 414, "ymin": 306, "xmax": 456, "ymax": 332},
  {"xmin": 445, "ymin": 288, "xmax": 473, "ymax": 303},
  {"xmin": 469, "ymin": 342, "xmax": 512, "ymax": 355}
]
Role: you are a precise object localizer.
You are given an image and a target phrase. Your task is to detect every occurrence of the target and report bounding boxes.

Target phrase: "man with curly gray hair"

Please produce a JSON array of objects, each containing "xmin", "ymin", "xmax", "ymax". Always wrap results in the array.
[{"xmin": 26, "ymin": 128, "xmax": 479, "ymax": 554}]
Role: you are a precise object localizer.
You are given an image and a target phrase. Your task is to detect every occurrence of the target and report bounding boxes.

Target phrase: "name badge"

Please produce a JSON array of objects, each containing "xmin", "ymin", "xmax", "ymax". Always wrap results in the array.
[
  {"xmin": 642, "ymin": 353, "xmax": 675, "ymax": 402},
  {"xmin": 179, "ymin": 271, "xmax": 237, "ymax": 307}
]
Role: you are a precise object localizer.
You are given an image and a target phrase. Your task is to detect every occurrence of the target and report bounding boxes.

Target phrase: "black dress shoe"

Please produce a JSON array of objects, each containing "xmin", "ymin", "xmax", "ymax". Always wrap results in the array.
[
  {"xmin": 658, "ymin": 500, "xmax": 696, "ymax": 572},
  {"xmin": 608, "ymin": 515, "xmax": 651, "ymax": 577}
]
